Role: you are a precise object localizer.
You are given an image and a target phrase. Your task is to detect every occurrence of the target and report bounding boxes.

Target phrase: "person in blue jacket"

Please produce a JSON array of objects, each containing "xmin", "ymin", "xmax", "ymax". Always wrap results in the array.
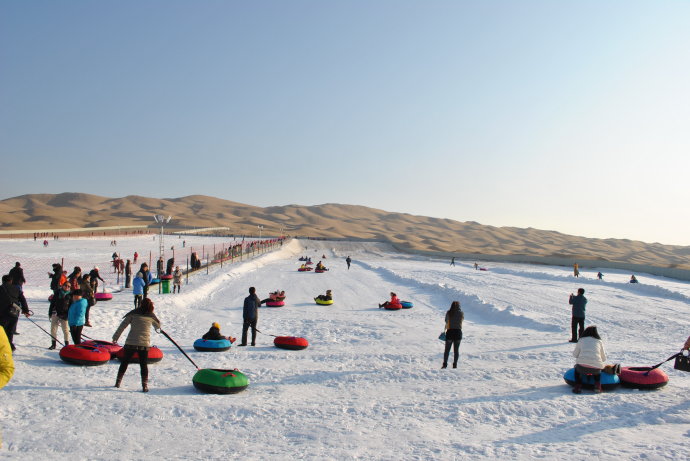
[
  {"xmin": 132, "ymin": 272, "xmax": 145, "ymax": 308},
  {"xmin": 67, "ymin": 289, "xmax": 88, "ymax": 345}
]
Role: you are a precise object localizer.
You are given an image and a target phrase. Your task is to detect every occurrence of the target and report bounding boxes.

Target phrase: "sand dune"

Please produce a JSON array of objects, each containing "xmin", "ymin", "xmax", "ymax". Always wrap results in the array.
[{"xmin": 0, "ymin": 192, "xmax": 688, "ymax": 270}]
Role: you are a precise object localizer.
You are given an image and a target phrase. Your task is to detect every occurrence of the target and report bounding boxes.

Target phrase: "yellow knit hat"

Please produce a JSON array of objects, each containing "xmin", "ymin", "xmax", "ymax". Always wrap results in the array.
[{"xmin": 212, "ymin": 322, "xmax": 220, "ymax": 330}]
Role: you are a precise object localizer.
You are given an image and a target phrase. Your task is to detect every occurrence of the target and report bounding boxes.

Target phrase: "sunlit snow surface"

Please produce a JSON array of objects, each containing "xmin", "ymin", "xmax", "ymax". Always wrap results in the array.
[{"xmin": 1, "ymin": 236, "xmax": 689, "ymax": 460}]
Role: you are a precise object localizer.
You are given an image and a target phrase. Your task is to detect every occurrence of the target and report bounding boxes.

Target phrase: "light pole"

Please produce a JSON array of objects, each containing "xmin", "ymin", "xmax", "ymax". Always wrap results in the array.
[
  {"xmin": 257, "ymin": 225, "xmax": 263, "ymax": 239},
  {"xmin": 153, "ymin": 214, "xmax": 172, "ymax": 275}
]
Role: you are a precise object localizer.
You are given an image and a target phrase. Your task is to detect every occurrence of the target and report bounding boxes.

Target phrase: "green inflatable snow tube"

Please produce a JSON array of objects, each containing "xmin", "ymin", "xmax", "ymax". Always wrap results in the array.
[{"xmin": 192, "ymin": 368, "xmax": 249, "ymax": 394}]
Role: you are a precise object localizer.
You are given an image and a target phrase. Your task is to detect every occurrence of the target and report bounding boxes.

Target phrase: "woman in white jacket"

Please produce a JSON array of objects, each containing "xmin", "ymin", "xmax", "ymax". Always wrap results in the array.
[{"xmin": 572, "ymin": 325, "xmax": 607, "ymax": 394}]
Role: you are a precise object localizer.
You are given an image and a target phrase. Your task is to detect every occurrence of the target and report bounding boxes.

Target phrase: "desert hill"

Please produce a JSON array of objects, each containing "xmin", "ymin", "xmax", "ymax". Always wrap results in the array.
[{"xmin": 1, "ymin": 193, "xmax": 689, "ymax": 271}]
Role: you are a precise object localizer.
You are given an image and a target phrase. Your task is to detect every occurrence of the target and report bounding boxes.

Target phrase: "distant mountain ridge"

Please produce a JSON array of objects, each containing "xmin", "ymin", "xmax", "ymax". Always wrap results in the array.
[{"xmin": 1, "ymin": 192, "xmax": 688, "ymax": 270}]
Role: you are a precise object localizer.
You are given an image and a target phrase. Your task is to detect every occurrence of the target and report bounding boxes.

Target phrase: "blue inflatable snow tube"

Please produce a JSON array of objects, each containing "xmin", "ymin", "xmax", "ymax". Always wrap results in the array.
[
  {"xmin": 400, "ymin": 301, "xmax": 413, "ymax": 309},
  {"xmin": 193, "ymin": 338, "xmax": 232, "ymax": 352},
  {"xmin": 563, "ymin": 368, "xmax": 620, "ymax": 390}
]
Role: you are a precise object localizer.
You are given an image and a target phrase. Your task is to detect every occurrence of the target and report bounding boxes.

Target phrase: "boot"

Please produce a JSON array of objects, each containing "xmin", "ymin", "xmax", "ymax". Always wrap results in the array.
[
  {"xmin": 441, "ymin": 362, "xmax": 447, "ymax": 369},
  {"xmin": 48, "ymin": 340, "xmax": 56, "ymax": 350},
  {"xmin": 142, "ymin": 378, "xmax": 149, "ymax": 393},
  {"xmin": 452, "ymin": 363, "xmax": 457, "ymax": 369},
  {"xmin": 572, "ymin": 384, "xmax": 582, "ymax": 394},
  {"xmin": 594, "ymin": 383, "xmax": 602, "ymax": 394},
  {"xmin": 65, "ymin": 341, "xmax": 69, "ymax": 346}
]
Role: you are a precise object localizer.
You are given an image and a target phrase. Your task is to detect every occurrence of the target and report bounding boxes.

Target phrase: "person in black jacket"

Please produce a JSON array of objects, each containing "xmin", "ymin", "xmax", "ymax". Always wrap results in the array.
[
  {"xmin": 89, "ymin": 267, "xmax": 105, "ymax": 293},
  {"xmin": 568, "ymin": 288, "xmax": 587, "ymax": 343},
  {"xmin": 0, "ymin": 275, "xmax": 31, "ymax": 351},
  {"xmin": 8, "ymin": 262, "xmax": 25, "ymax": 288},
  {"xmin": 239, "ymin": 287, "xmax": 262, "ymax": 346},
  {"xmin": 156, "ymin": 257, "xmax": 164, "ymax": 278},
  {"xmin": 125, "ymin": 259, "xmax": 132, "ymax": 288},
  {"xmin": 48, "ymin": 281, "xmax": 71, "ymax": 349},
  {"xmin": 139, "ymin": 263, "xmax": 151, "ymax": 298},
  {"xmin": 202, "ymin": 322, "xmax": 233, "ymax": 341},
  {"xmin": 48, "ymin": 263, "xmax": 63, "ymax": 298},
  {"xmin": 442, "ymin": 301, "xmax": 464, "ymax": 369}
]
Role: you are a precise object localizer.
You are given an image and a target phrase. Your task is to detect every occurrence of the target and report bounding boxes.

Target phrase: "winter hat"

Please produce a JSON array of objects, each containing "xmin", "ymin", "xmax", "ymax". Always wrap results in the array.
[{"xmin": 212, "ymin": 322, "xmax": 220, "ymax": 330}]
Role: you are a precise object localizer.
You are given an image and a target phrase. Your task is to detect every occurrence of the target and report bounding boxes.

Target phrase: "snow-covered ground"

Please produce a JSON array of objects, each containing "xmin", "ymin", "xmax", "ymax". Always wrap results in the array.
[{"xmin": 1, "ymin": 236, "xmax": 689, "ymax": 460}]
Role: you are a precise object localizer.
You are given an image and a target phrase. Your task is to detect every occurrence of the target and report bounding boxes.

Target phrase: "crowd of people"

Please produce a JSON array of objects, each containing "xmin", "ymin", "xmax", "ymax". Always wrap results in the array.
[{"xmin": 2, "ymin": 248, "xmax": 689, "ymax": 399}]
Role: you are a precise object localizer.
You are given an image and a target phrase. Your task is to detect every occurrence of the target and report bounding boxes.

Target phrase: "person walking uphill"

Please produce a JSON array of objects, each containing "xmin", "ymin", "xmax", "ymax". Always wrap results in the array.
[
  {"xmin": 569, "ymin": 288, "xmax": 587, "ymax": 343},
  {"xmin": 442, "ymin": 301, "xmax": 464, "ymax": 369},
  {"xmin": 112, "ymin": 298, "xmax": 161, "ymax": 393},
  {"xmin": 240, "ymin": 287, "xmax": 261, "ymax": 346}
]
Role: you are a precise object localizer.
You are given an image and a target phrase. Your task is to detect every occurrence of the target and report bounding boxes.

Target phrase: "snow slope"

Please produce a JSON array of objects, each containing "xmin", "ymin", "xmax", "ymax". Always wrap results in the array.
[{"xmin": 1, "ymin": 236, "xmax": 689, "ymax": 460}]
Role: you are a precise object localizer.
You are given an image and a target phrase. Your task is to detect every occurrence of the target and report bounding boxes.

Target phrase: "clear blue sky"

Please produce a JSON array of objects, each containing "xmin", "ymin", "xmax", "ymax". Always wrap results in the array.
[{"xmin": 2, "ymin": 1, "xmax": 689, "ymax": 245}]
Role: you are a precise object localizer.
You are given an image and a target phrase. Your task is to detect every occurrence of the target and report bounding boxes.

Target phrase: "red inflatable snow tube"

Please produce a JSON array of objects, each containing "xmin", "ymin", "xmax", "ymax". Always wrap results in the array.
[
  {"xmin": 115, "ymin": 346, "xmax": 164, "ymax": 364},
  {"xmin": 264, "ymin": 301, "xmax": 285, "ymax": 307},
  {"xmin": 81, "ymin": 340, "xmax": 122, "ymax": 359},
  {"xmin": 59, "ymin": 344, "xmax": 111, "ymax": 366},
  {"xmin": 619, "ymin": 366, "xmax": 669, "ymax": 390},
  {"xmin": 297, "ymin": 267, "xmax": 312, "ymax": 272},
  {"xmin": 160, "ymin": 274, "xmax": 173, "ymax": 280},
  {"xmin": 95, "ymin": 292, "xmax": 113, "ymax": 301},
  {"xmin": 274, "ymin": 336, "xmax": 309, "ymax": 350}
]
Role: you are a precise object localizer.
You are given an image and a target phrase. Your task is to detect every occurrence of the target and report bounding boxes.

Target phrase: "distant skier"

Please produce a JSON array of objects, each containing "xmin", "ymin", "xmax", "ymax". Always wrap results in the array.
[
  {"xmin": 573, "ymin": 263, "xmax": 580, "ymax": 278},
  {"xmin": 346, "ymin": 256, "xmax": 351, "ymax": 270},
  {"xmin": 597, "ymin": 272, "xmax": 603, "ymax": 280},
  {"xmin": 450, "ymin": 257, "xmax": 455, "ymax": 267},
  {"xmin": 630, "ymin": 275, "xmax": 639, "ymax": 284}
]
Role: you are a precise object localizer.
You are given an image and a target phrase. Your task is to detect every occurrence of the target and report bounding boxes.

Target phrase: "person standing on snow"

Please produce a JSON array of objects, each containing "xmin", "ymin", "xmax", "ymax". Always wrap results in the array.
[
  {"xmin": 89, "ymin": 266, "xmax": 104, "ymax": 293},
  {"xmin": 125, "ymin": 259, "xmax": 132, "ymax": 288},
  {"xmin": 138, "ymin": 263, "xmax": 152, "ymax": 298},
  {"xmin": 346, "ymin": 256, "xmax": 351, "ymax": 270},
  {"xmin": 112, "ymin": 298, "xmax": 161, "ymax": 393},
  {"xmin": 8, "ymin": 262, "xmax": 25, "ymax": 289},
  {"xmin": 132, "ymin": 272, "xmax": 145, "ymax": 308},
  {"xmin": 67, "ymin": 289, "xmax": 88, "ymax": 345},
  {"xmin": 239, "ymin": 287, "xmax": 261, "ymax": 346},
  {"xmin": 0, "ymin": 275, "xmax": 31, "ymax": 351},
  {"xmin": 0, "ymin": 326, "xmax": 14, "ymax": 389},
  {"xmin": 172, "ymin": 266, "xmax": 183, "ymax": 293},
  {"xmin": 442, "ymin": 301, "xmax": 464, "ymax": 369},
  {"xmin": 48, "ymin": 281, "xmax": 71, "ymax": 349},
  {"xmin": 568, "ymin": 288, "xmax": 587, "ymax": 343},
  {"xmin": 80, "ymin": 274, "xmax": 95, "ymax": 327}
]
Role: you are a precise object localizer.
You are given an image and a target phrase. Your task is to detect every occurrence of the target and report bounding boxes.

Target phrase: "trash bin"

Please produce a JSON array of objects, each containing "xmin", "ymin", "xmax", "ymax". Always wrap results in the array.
[{"xmin": 161, "ymin": 279, "xmax": 170, "ymax": 294}]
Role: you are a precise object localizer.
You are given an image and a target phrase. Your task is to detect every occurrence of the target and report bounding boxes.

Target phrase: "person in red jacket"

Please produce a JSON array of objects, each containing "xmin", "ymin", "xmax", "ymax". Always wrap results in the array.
[{"xmin": 379, "ymin": 292, "xmax": 401, "ymax": 309}]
